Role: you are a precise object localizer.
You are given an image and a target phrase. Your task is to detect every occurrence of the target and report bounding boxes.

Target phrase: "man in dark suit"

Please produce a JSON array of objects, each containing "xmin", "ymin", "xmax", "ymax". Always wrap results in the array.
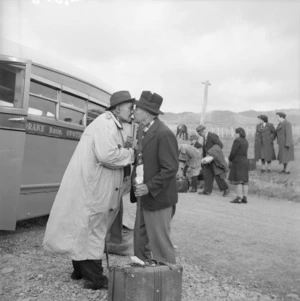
[
  {"xmin": 196, "ymin": 124, "xmax": 230, "ymax": 196},
  {"xmin": 131, "ymin": 91, "xmax": 179, "ymax": 264}
]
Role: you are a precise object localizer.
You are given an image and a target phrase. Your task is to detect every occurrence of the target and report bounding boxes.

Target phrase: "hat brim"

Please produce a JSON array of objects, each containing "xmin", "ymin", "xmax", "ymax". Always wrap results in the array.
[
  {"xmin": 134, "ymin": 101, "xmax": 164, "ymax": 115},
  {"xmin": 105, "ymin": 98, "xmax": 135, "ymax": 111}
]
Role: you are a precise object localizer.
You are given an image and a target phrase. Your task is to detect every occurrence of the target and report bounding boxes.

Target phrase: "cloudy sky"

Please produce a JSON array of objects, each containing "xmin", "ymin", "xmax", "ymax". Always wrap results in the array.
[{"xmin": 1, "ymin": 0, "xmax": 299, "ymax": 113}]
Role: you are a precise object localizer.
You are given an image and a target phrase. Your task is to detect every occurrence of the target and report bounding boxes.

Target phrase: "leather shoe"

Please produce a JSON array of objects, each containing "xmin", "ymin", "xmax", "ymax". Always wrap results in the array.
[
  {"xmin": 223, "ymin": 188, "xmax": 230, "ymax": 197},
  {"xmin": 241, "ymin": 196, "xmax": 247, "ymax": 204},
  {"xmin": 230, "ymin": 197, "xmax": 241, "ymax": 204},
  {"xmin": 188, "ymin": 189, "xmax": 197, "ymax": 193},
  {"xmin": 198, "ymin": 191, "xmax": 211, "ymax": 195},
  {"xmin": 83, "ymin": 279, "xmax": 108, "ymax": 290},
  {"xmin": 71, "ymin": 271, "xmax": 83, "ymax": 280}
]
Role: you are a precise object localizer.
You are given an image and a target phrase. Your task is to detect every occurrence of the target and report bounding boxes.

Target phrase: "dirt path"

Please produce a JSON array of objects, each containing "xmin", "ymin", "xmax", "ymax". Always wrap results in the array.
[{"xmin": 171, "ymin": 192, "xmax": 300, "ymax": 299}]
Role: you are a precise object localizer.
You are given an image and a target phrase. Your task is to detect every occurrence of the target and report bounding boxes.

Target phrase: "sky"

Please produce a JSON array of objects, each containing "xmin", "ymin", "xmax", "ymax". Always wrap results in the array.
[{"xmin": 0, "ymin": 0, "xmax": 299, "ymax": 113}]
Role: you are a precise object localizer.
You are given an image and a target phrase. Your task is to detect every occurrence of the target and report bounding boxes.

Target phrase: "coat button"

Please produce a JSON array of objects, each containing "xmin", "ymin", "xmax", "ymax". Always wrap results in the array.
[
  {"xmin": 115, "ymin": 187, "xmax": 119, "ymax": 191},
  {"xmin": 109, "ymin": 208, "xmax": 114, "ymax": 212}
]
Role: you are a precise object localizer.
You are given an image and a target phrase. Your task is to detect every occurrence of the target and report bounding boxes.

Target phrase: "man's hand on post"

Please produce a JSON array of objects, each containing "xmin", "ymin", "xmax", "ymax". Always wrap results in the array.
[{"xmin": 134, "ymin": 184, "xmax": 149, "ymax": 197}]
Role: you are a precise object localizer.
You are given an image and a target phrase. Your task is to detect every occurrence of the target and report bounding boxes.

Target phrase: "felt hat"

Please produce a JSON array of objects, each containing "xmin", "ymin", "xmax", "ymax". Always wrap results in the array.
[
  {"xmin": 106, "ymin": 91, "xmax": 135, "ymax": 110},
  {"xmin": 135, "ymin": 91, "xmax": 164, "ymax": 115},
  {"xmin": 196, "ymin": 124, "xmax": 206, "ymax": 133}
]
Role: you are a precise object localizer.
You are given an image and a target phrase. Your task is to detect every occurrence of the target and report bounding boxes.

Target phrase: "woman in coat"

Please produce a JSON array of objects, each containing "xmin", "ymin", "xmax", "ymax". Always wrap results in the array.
[
  {"xmin": 275, "ymin": 112, "xmax": 294, "ymax": 174},
  {"xmin": 254, "ymin": 115, "xmax": 276, "ymax": 173},
  {"xmin": 228, "ymin": 127, "xmax": 249, "ymax": 204}
]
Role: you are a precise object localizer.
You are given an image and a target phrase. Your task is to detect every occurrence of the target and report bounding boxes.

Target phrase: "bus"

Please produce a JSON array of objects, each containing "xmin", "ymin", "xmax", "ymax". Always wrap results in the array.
[{"xmin": 0, "ymin": 40, "xmax": 114, "ymax": 230}]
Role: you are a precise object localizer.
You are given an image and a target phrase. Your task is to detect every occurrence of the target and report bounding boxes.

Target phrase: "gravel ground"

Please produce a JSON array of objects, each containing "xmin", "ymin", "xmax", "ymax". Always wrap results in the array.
[
  {"xmin": 1, "ymin": 173, "xmax": 299, "ymax": 301},
  {"xmin": 1, "ymin": 213, "xmax": 297, "ymax": 301},
  {"xmin": 0, "ymin": 233, "xmax": 278, "ymax": 301}
]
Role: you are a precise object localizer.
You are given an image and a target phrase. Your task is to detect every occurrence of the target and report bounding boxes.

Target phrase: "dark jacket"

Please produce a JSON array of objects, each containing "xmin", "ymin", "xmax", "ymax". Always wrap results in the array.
[
  {"xmin": 203, "ymin": 132, "xmax": 223, "ymax": 157},
  {"xmin": 207, "ymin": 144, "xmax": 229, "ymax": 179},
  {"xmin": 254, "ymin": 122, "xmax": 276, "ymax": 161},
  {"xmin": 131, "ymin": 119, "xmax": 179, "ymax": 211},
  {"xmin": 228, "ymin": 137, "xmax": 249, "ymax": 183},
  {"xmin": 275, "ymin": 119, "xmax": 294, "ymax": 164}
]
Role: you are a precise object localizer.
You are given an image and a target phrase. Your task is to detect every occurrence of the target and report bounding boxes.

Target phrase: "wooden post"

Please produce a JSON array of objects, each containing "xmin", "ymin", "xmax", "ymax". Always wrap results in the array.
[{"xmin": 200, "ymin": 80, "xmax": 211, "ymax": 124}]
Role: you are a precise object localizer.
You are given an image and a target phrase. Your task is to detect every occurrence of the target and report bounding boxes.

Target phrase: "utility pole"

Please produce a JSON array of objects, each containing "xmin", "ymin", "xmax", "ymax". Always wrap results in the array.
[{"xmin": 200, "ymin": 80, "xmax": 211, "ymax": 124}]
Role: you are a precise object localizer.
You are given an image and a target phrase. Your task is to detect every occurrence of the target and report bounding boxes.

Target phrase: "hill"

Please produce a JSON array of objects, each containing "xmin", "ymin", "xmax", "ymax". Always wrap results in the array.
[{"xmin": 160, "ymin": 108, "xmax": 300, "ymax": 136}]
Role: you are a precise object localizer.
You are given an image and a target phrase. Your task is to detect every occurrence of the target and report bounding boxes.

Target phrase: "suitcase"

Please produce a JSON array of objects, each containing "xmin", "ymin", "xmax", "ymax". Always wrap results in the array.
[
  {"xmin": 176, "ymin": 177, "xmax": 189, "ymax": 193},
  {"xmin": 108, "ymin": 263, "xmax": 183, "ymax": 301}
]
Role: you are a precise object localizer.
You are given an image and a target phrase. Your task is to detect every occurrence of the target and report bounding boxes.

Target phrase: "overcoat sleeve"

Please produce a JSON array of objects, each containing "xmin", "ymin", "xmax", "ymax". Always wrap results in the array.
[
  {"xmin": 285, "ymin": 122, "xmax": 293, "ymax": 147},
  {"xmin": 270, "ymin": 123, "xmax": 276, "ymax": 140},
  {"xmin": 93, "ymin": 118, "xmax": 134, "ymax": 169}
]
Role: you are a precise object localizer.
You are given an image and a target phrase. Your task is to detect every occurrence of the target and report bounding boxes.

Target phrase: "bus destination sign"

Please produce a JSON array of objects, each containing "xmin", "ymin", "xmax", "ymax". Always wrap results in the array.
[{"xmin": 26, "ymin": 121, "xmax": 82, "ymax": 140}]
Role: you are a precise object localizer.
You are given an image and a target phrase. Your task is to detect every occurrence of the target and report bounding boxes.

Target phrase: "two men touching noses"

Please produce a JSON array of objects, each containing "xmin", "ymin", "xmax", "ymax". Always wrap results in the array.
[{"xmin": 43, "ymin": 90, "xmax": 179, "ymax": 290}]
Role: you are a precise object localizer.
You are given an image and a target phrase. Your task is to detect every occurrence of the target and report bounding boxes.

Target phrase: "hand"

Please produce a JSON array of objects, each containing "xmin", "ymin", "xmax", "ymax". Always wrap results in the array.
[
  {"xmin": 134, "ymin": 184, "xmax": 149, "ymax": 197},
  {"xmin": 124, "ymin": 136, "xmax": 133, "ymax": 148}
]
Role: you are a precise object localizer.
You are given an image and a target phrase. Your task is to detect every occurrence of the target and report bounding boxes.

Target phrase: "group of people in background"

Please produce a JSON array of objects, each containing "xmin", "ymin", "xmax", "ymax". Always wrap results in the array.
[
  {"xmin": 255, "ymin": 112, "xmax": 294, "ymax": 174},
  {"xmin": 180, "ymin": 111, "xmax": 294, "ymax": 204}
]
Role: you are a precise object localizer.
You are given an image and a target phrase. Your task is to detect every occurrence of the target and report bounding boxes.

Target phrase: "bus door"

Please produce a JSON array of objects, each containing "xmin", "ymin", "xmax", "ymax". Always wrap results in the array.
[{"xmin": 0, "ymin": 56, "xmax": 31, "ymax": 230}]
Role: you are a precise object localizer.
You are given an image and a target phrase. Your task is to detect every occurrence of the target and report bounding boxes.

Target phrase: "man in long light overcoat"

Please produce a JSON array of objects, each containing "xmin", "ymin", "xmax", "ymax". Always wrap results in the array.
[
  {"xmin": 43, "ymin": 91, "xmax": 135, "ymax": 290},
  {"xmin": 275, "ymin": 112, "xmax": 294, "ymax": 174}
]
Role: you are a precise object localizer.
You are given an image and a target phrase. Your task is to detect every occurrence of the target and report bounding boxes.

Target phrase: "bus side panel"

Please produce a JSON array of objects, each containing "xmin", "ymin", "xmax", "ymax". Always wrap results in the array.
[
  {"xmin": 17, "ymin": 134, "xmax": 78, "ymax": 221},
  {"xmin": 0, "ymin": 130, "xmax": 26, "ymax": 230}
]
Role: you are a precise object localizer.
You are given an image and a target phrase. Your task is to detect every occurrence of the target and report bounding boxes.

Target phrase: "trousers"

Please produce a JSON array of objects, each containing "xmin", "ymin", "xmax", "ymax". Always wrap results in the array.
[
  {"xmin": 202, "ymin": 163, "xmax": 228, "ymax": 193},
  {"xmin": 134, "ymin": 201, "xmax": 176, "ymax": 264}
]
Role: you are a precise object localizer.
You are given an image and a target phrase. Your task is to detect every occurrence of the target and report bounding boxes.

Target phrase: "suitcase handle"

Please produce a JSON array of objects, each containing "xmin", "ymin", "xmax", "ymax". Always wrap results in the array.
[{"xmin": 147, "ymin": 259, "xmax": 174, "ymax": 270}]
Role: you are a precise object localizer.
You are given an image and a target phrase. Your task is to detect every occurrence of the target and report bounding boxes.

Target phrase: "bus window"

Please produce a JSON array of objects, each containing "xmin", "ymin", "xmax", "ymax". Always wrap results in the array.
[
  {"xmin": 59, "ymin": 107, "xmax": 84, "ymax": 125},
  {"xmin": 29, "ymin": 80, "xmax": 58, "ymax": 118},
  {"xmin": 87, "ymin": 101, "xmax": 105, "ymax": 125},
  {"xmin": 0, "ymin": 64, "xmax": 25, "ymax": 108},
  {"xmin": 61, "ymin": 92, "xmax": 85, "ymax": 110},
  {"xmin": 28, "ymin": 95, "xmax": 56, "ymax": 118},
  {"xmin": 30, "ymin": 81, "xmax": 57, "ymax": 100}
]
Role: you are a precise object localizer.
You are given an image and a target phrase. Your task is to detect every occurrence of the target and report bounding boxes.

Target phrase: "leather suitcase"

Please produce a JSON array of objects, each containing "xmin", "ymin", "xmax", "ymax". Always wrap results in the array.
[
  {"xmin": 108, "ymin": 264, "xmax": 183, "ymax": 301},
  {"xmin": 176, "ymin": 177, "xmax": 189, "ymax": 193}
]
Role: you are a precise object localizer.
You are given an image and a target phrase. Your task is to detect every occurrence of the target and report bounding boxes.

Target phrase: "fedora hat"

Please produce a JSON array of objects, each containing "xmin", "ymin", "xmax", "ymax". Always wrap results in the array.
[
  {"xmin": 135, "ymin": 91, "xmax": 164, "ymax": 115},
  {"xmin": 106, "ymin": 91, "xmax": 135, "ymax": 110},
  {"xmin": 196, "ymin": 124, "xmax": 206, "ymax": 133}
]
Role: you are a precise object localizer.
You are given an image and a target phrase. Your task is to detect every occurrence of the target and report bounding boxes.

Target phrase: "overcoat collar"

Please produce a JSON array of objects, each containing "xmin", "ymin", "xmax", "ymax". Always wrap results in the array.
[
  {"xmin": 259, "ymin": 122, "xmax": 270, "ymax": 132},
  {"xmin": 105, "ymin": 111, "xmax": 123, "ymax": 129},
  {"xmin": 142, "ymin": 118, "xmax": 160, "ymax": 148},
  {"xmin": 276, "ymin": 119, "xmax": 286, "ymax": 130}
]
